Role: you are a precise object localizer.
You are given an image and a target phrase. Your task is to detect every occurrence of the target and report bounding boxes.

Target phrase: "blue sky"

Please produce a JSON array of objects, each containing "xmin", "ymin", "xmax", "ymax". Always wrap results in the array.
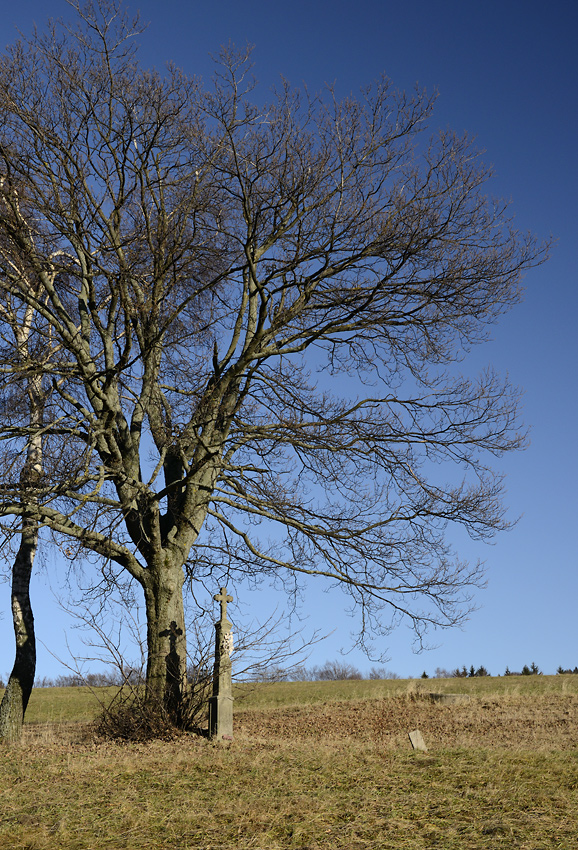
[{"xmin": 1, "ymin": 0, "xmax": 576, "ymax": 679}]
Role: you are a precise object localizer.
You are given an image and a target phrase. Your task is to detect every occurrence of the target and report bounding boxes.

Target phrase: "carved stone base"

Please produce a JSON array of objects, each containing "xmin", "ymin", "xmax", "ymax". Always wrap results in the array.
[{"xmin": 208, "ymin": 694, "xmax": 234, "ymax": 740}]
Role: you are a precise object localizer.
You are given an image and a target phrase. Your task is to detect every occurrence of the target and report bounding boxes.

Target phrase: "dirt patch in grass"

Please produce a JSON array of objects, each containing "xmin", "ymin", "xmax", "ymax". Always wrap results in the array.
[{"xmin": 236, "ymin": 692, "xmax": 578, "ymax": 751}]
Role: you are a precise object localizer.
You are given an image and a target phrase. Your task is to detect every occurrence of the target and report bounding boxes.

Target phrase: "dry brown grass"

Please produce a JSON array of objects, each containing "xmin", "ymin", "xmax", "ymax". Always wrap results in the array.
[
  {"xmin": 237, "ymin": 691, "xmax": 578, "ymax": 751},
  {"xmin": 1, "ymin": 687, "xmax": 578, "ymax": 849}
]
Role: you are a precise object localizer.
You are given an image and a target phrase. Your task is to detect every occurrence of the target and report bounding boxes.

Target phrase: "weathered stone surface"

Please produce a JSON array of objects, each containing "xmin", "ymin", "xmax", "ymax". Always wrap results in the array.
[
  {"xmin": 208, "ymin": 587, "xmax": 234, "ymax": 740},
  {"xmin": 408, "ymin": 729, "xmax": 428, "ymax": 751}
]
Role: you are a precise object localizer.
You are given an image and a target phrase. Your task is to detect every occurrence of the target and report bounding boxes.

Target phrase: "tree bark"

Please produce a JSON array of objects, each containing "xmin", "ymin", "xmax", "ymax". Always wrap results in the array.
[
  {"xmin": 0, "ymin": 331, "xmax": 42, "ymax": 744},
  {"xmin": 0, "ymin": 519, "xmax": 37, "ymax": 744},
  {"xmin": 142, "ymin": 560, "xmax": 188, "ymax": 722}
]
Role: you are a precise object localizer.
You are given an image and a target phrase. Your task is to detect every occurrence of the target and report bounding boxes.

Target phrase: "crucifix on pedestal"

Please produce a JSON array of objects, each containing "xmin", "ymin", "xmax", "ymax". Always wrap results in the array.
[{"xmin": 208, "ymin": 586, "xmax": 234, "ymax": 740}]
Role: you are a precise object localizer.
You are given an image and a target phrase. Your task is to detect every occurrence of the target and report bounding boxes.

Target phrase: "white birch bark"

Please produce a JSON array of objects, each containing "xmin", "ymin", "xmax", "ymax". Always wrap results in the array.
[{"xmin": 0, "ymin": 311, "xmax": 42, "ymax": 744}]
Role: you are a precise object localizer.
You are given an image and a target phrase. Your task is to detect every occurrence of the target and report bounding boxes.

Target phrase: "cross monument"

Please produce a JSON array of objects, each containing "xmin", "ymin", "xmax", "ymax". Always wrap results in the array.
[{"xmin": 208, "ymin": 586, "xmax": 234, "ymax": 740}]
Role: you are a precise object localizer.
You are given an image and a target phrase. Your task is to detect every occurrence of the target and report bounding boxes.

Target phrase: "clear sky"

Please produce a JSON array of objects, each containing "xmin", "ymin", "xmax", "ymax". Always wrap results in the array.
[{"xmin": 1, "ymin": 0, "xmax": 576, "ymax": 680}]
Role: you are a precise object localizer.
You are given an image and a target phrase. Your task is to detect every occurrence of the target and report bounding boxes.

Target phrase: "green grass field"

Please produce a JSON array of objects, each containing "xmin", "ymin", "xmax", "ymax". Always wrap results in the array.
[{"xmin": 1, "ymin": 676, "xmax": 578, "ymax": 849}]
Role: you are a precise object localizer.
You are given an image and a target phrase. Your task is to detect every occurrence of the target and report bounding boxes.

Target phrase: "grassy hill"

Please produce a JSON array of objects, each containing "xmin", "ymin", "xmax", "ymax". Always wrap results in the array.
[
  {"xmin": 1, "ymin": 676, "xmax": 577, "ymax": 848},
  {"xmin": 14, "ymin": 671, "xmax": 578, "ymax": 723}
]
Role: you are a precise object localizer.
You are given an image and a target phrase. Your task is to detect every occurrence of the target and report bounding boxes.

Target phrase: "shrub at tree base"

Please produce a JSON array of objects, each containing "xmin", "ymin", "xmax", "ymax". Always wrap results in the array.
[{"xmin": 94, "ymin": 682, "xmax": 212, "ymax": 742}]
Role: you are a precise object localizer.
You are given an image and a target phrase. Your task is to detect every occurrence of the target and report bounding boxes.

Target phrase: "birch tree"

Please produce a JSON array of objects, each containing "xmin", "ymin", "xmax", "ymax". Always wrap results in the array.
[
  {"xmin": 0, "ymin": 214, "xmax": 46, "ymax": 741},
  {"xmin": 0, "ymin": 1, "xmax": 545, "ymax": 718}
]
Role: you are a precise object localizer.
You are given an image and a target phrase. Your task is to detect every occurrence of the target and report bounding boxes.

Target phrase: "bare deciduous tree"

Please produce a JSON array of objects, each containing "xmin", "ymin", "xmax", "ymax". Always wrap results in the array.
[{"xmin": 0, "ymin": 1, "xmax": 546, "ymax": 718}]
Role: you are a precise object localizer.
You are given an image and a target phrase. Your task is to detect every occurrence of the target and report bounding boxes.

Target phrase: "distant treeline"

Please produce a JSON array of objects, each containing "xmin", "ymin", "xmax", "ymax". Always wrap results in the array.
[
  {"xmin": 2, "ymin": 660, "xmax": 578, "ymax": 689},
  {"xmin": 423, "ymin": 663, "xmax": 578, "ymax": 679},
  {"xmin": 7, "ymin": 662, "xmax": 387, "ymax": 687},
  {"xmin": 276, "ymin": 660, "xmax": 577, "ymax": 681},
  {"xmin": 31, "ymin": 671, "xmax": 140, "ymax": 689},
  {"xmin": 273, "ymin": 661, "xmax": 402, "ymax": 681}
]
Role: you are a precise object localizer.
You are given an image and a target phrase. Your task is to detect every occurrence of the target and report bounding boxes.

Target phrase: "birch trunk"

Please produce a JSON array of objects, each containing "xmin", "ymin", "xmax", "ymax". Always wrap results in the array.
[
  {"xmin": 0, "ymin": 519, "xmax": 38, "ymax": 744},
  {"xmin": 0, "ymin": 346, "xmax": 42, "ymax": 744}
]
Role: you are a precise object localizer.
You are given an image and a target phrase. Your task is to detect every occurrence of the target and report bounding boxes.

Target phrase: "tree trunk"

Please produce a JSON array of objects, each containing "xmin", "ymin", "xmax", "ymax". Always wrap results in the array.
[
  {"xmin": 0, "ymin": 520, "xmax": 37, "ymax": 744},
  {"xmin": 0, "ymin": 353, "xmax": 42, "ymax": 744},
  {"xmin": 143, "ymin": 560, "xmax": 188, "ymax": 722}
]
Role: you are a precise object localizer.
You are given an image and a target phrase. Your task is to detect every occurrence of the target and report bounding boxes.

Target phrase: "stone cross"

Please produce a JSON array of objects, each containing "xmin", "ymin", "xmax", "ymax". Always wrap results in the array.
[
  {"xmin": 208, "ymin": 586, "xmax": 234, "ymax": 741},
  {"xmin": 214, "ymin": 587, "xmax": 233, "ymax": 622}
]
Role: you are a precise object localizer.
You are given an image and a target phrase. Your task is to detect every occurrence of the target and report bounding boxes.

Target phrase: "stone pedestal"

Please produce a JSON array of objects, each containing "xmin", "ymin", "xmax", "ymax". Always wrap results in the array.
[
  {"xmin": 208, "ymin": 587, "xmax": 234, "ymax": 741},
  {"xmin": 208, "ymin": 693, "xmax": 233, "ymax": 740}
]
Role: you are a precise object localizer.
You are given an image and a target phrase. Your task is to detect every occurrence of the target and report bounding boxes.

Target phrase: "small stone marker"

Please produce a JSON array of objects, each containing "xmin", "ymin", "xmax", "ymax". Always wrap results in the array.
[
  {"xmin": 408, "ymin": 729, "xmax": 428, "ymax": 752},
  {"xmin": 428, "ymin": 692, "xmax": 470, "ymax": 705},
  {"xmin": 208, "ymin": 586, "xmax": 234, "ymax": 741}
]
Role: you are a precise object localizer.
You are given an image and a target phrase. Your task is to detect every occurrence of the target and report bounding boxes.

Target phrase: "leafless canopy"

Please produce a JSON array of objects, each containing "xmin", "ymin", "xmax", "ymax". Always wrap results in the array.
[{"xmin": 0, "ymin": 1, "xmax": 545, "ymax": 690}]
